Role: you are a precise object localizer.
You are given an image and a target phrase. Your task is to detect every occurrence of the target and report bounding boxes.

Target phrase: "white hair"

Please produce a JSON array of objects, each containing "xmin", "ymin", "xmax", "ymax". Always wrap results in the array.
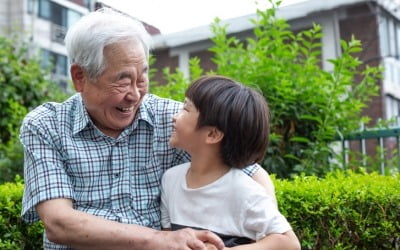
[{"xmin": 64, "ymin": 7, "xmax": 152, "ymax": 80}]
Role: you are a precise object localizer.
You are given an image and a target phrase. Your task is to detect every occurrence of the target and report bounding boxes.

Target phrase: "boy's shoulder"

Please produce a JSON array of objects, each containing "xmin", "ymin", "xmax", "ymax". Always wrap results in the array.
[
  {"xmin": 230, "ymin": 168, "xmax": 267, "ymax": 197},
  {"xmin": 163, "ymin": 162, "xmax": 190, "ymax": 179}
]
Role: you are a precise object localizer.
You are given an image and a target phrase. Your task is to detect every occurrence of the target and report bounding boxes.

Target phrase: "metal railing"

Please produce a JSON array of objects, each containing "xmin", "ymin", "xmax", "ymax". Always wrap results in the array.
[{"xmin": 336, "ymin": 120, "xmax": 400, "ymax": 174}]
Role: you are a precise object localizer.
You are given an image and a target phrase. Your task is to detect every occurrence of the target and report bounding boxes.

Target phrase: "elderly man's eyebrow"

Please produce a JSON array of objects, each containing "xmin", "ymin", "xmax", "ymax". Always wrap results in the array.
[{"xmin": 116, "ymin": 72, "xmax": 133, "ymax": 79}]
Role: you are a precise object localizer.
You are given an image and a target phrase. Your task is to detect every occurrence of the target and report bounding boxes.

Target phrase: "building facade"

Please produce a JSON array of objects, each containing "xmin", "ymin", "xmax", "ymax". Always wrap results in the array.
[
  {"xmin": 151, "ymin": 0, "xmax": 400, "ymax": 123},
  {"xmin": 0, "ymin": 0, "xmax": 94, "ymax": 89},
  {"xmin": 0, "ymin": 0, "xmax": 160, "ymax": 90}
]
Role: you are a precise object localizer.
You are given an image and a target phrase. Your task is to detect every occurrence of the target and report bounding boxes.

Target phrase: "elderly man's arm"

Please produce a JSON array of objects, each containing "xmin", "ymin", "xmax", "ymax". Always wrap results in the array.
[{"xmin": 37, "ymin": 198, "xmax": 224, "ymax": 250}]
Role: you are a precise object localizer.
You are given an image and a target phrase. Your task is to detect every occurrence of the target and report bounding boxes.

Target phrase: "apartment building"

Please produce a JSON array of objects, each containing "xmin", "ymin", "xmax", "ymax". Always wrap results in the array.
[
  {"xmin": 151, "ymin": 0, "xmax": 400, "ymax": 123},
  {"xmin": 0, "ymin": 0, "xmax": 94, "ymax": 89},
  {"xmin": 0, "ymin": 0, "xmax": 160, "ymax": 90}
]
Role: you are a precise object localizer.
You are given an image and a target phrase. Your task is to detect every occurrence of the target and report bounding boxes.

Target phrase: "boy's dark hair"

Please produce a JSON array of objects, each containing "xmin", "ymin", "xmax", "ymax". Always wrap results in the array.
[{"xmin": 185, "ymin": 75, "xmax": 270, "ymax": 168}]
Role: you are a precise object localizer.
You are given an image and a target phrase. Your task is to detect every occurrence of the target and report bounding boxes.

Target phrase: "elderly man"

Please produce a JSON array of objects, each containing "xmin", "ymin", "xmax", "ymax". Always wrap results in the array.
[{"xmin": 20, "ymin": 7, "xmax": 277, "ymax": 250}]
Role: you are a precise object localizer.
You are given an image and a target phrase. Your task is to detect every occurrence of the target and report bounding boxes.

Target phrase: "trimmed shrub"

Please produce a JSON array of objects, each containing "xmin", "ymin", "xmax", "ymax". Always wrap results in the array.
[
  {"xmin": 0, "ymin": 177, "xmax": 43, "ymax": 250},
  {"xmin": 275, "ymin": 170, "xmax": 400, "ymax": 249},
  {"xmin": 1, "ymin": 171, "xmax": 398, "ymax": 249},
  {"xmin": 0, "ymin": 35, "xmax": 68, "ymax": 184}
]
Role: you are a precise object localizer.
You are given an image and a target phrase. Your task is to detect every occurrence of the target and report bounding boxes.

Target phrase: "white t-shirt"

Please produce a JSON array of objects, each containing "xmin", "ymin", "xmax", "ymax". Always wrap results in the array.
[{"xmin": 160, "ymin": 163, "xmax": 292, "ymax": 241}]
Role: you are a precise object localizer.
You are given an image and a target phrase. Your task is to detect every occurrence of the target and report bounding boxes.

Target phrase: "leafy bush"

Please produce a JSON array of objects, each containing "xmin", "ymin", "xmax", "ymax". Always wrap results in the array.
[
  {"xmin": 275, "ymin": 170, "xmax": 400, "ymax": 249},
  {"xmin": 0, "ymin": 177, "xmax": 43, "ymax": 249},
  {"xmin": 209, "ymin": 3, "xmax": 381, "ymax": 178},
  {"xmin": 0, "ymin": 136, "xmax": 25, "ymax": 185},
  {"xmin": 150, "ymin": 1, "xmax": 381, "ymax": 178},
  {"xmin": 0, "ymin": 35, "xmax": 67, "ymax": 183},
  {"xmin": 150, "ymin": 57, "xmax": 202, "ymax": 101}
]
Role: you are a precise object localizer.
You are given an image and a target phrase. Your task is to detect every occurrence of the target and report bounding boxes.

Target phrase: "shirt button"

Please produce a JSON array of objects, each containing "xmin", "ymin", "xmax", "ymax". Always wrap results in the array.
[{"xmin": 114, "ymin": 173, "xmax": 120, "ymax": 178}]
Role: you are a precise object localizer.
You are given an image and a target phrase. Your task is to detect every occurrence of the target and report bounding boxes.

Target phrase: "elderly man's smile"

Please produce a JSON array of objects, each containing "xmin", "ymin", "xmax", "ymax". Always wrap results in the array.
[{"xmin": 116, "ymin": 106, "xmax": 135, "ymax": 113}]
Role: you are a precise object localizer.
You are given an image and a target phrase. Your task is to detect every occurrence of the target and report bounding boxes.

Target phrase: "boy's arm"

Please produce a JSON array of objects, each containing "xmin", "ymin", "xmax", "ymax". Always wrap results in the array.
[{"xmin": 227, "ymin": 230, "xmax": 300, "ymax": 250}]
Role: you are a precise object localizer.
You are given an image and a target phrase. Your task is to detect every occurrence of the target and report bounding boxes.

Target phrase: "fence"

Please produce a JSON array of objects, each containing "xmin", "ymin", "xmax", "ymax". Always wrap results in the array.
[{"xmin": 336, "ymin": 122, "xmax": 400, "ymax": 174}]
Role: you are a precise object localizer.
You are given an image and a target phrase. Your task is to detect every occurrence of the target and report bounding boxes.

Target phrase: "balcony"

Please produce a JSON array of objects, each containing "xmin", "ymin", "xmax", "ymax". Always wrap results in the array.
[{"xmin": 50, "ymin": 24, "xmax": 67, "ymax": 45}]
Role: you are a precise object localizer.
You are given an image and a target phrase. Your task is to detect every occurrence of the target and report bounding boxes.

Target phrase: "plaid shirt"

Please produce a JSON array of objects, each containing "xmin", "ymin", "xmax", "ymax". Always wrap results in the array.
[{"xmin": 20, "ymin": 93, "xmax": 258, "ymax": 249}]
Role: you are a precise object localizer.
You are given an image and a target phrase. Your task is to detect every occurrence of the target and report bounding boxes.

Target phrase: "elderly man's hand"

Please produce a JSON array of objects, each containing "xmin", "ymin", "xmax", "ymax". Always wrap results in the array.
[{"xmin": 153, "ymin": 228, "xmax": 224, "ymax": 250}]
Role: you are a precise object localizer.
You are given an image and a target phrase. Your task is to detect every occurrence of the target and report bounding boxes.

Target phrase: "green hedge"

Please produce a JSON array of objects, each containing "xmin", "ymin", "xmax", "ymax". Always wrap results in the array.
[
  {"xmin": 275, "ymin": 170, "xmax": 400, "ymax": 249},
  {"xmin": 1, "ymin": 171, "xmax": 399, "ymax": 249},
  {"xmin": 0, "ymin": 176, "xmax": 43, "ymax": 250}
]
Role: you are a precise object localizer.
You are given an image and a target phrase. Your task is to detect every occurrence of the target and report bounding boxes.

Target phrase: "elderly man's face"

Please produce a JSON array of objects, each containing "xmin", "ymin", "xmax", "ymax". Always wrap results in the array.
[{"xmin": 76, "ymin": 40, "xmax": 149, "ymax": 138}]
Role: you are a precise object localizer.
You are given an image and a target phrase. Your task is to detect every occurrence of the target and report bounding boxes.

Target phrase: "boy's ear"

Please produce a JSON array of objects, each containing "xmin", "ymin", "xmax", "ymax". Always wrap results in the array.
[
  {"xmin": 205, "ymin": 127, "xmax": 224, "ymax": 144},
  {"xmin": 70, "ymin": 64, "xmax": 87, "ymax": 92}
]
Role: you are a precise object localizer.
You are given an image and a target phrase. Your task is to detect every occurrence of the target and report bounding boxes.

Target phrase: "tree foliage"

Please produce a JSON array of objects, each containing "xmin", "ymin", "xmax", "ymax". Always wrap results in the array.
[
  {"xmin": 0, "ymin": 35, "xmax": 67, "ymax": 183},
  {"xmin": 150, "ymin": 1, "xmax": 382, "ymax": 178}
]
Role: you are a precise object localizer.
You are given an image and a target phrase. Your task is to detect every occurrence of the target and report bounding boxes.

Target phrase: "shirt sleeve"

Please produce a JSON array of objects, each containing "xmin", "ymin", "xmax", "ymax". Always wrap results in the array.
[
  {"xmin": 19, "ymin": 115, "xmax": 73, "ymax": 223},
  {"xmin": 243, "ymin": 191, "xmax": 292, "ymax": 241},
  {"xmin": 160, "ymin": 173, "xmax": 171, "ymax": 229}
]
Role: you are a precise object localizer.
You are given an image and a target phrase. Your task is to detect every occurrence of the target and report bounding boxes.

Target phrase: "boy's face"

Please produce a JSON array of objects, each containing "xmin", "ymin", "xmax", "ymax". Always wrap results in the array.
[{"xmin": 170, "ymin": 98, "xmax": 209, "ymax": 153}]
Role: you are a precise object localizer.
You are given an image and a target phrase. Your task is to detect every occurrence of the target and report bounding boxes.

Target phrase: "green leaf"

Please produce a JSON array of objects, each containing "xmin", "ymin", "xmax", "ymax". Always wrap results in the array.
[{"xmin": 290, "ymin": 137, "xmax": 311, "ymax": 143}]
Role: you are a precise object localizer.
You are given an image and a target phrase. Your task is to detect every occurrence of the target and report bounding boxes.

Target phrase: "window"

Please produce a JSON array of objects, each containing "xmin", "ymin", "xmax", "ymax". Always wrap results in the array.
[
  {"xmin": 37, "ymin": 0, "xmax": 82, "ymax": 28},
  {"xmin": 27, "ymin": 0, "xmax": 36, "ymax": 14},
  {"xmin": 379, "ymin": 13, "xmax": 400, "ymax": 59},
  {"xmin": 396, "ymin": 24, "xmax": 400, "ymax": 59},
  {"xmin": 379, "ymin": 16, "xmax": 389, "ymax": 57},
  {"xmin": 38, "ymin": 0, "xmax": 51, "ymax": 19},
  {"xmin": 51, "ymin": 2, "xmax": 67, "ymax": 27},
  {"xmin": 388, "ymin": 19, "xmax": 397, "ymax": 57},
  {"xmin": 67, "ymin": 9, "xmax": 81, "ymax": 28},
  {"xmin": 41, "ymin": 49, "xmax": 68, "ymax": 76},
  {"xmin": 386, "ymin": 95, "xmax": 400, "ymax": 120}
]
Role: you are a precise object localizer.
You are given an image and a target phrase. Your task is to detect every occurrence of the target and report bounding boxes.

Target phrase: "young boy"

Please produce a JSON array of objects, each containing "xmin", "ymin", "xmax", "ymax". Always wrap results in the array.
[{"xmin": 160, "ymin": 75, "xmax": 300, "ymax": 249}]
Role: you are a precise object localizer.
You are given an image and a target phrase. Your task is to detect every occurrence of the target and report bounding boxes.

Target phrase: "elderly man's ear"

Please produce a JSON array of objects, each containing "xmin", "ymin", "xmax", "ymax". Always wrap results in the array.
[{"xmin": 70, "ymin": 64, "xmax": 86, "ymax": 92}]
